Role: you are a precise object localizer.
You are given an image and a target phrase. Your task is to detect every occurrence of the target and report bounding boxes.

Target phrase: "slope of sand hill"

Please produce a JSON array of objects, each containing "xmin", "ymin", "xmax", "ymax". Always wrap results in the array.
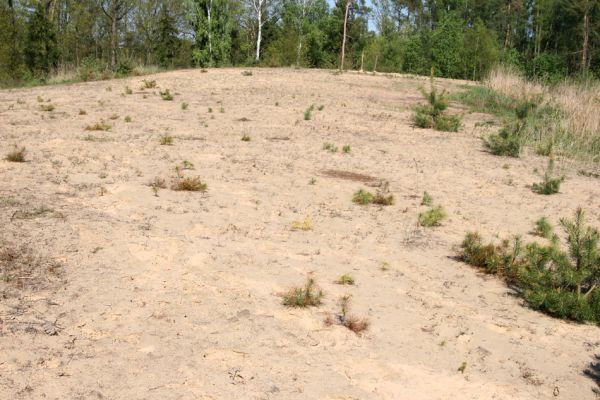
[{"xmin": 0, "ymin": 68, "xmax": 599, "ymax": 399}]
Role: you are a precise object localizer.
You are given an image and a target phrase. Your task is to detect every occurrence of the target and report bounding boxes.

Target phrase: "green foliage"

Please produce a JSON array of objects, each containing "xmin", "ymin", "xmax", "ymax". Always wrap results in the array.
[
  {"xmin": 532, "ymin": 159, "xmax": 564, "ymax": 195},
  {"xmin": 459, "ymin": 209, "xmax": 600, "ymax": 325},
  {"xmin": 418, "ymin": 206, "xmax": 447, "ymax": 227},
  {"xmin": 421, "ymin": 191, "xmax": 433, "ymax": 206},
  {"xmin": 352, "ymin": 189, "xmax": 374, "ymax": 205},
  {"xmin": 484, "ymin": 123, "xmax": 523, "ymax": 157},
  {"xmin": 336, "ymin": 274, "xmax": 355, "ymax": 285},
  {"xmin": 304, "ymin": 104, "xmax": 315, "ymax": 120},
  {"xmin": 342, "ymin": 145, "xmax": 351, "ymax": 153},
  {"xmin": 282, "ymin": 278, "xmax": 323, "ymax": 307},
  {"xmin": 24, "ymin": 3, "xmax": 58, "ymax": 77},
  {"xmin": 160, "ymin": 89, "xmax": 174, "ymax": 101},
  {"xmin": 413, "ymin": 78, "xmax": 461, "ymax": 132},
  {"xmin": 534, "ymin": 217, "xmax": 554, "ymax": 239}
]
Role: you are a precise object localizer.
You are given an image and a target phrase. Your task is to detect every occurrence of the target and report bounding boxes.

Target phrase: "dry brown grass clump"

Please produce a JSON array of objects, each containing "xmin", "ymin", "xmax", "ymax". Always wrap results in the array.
[
  {"xmin": 486, "ymin": 66, "xmax": 545, "ymax": 101},
  {"xmin": 171, "ymin": 176, "xmax": 207, "ymax": 192},
  {"xmin": 0, "ymin": 243, "xmax": 60, "ymax": 293},
  {"xmin": 325, "ymin": 294, "xmax": 369, "ymax": 335},
  {"xmin": 5, "ymin": 146, "xmax": 26, "ymax": 162},
  {"xmin": 85, "ymin": 120, "xmax": 111, "ymax": 131}
]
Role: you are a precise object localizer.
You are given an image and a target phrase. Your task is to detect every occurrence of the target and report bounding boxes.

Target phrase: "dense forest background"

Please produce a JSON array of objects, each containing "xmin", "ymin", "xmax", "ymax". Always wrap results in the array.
[{"xmin": 0, "ymin": 0, "xmax": 599, "ymax": 86}]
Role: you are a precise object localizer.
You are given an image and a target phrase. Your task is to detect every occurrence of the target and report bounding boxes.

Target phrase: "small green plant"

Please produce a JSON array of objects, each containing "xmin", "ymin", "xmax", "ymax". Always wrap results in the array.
[
  {"xmin": 532, "ymin": 158, "xmax": 564, "ymax": 195},
  {"xmin": 325, "ymin": 295, "xmax": 369, "ymax": 335},
  {"xmin": 413, "ymin": 76, "xmax": 461, "ymax": 132},
  {"xmin": 458, "ymin": 362, "xmax": 467, "ymax": 374},
  {"xmin": 418, "ymin": 206, "xmax": 447, "ymax": 227},
  {"xmin": 181, "ymin": 160, "xmax": 195, "ymax": 170},
  {"xmin": 159, "ymin": 134, "xmax": 174, "ymax": 145},
  {"xmin": 85, "ymin": 120, "xmax": 111, "ymax": 131},
  {"xmin": 5, "ymin": 146, "xmax": 26, "ymax": 162},
  {"xmin": 322, "ymin": 142, "xmax": 338, "ymax": 153},
  {"xmin": 304, "ymin": 104, "xmax": 315, "ymax": 120},
  {"xmin": 39, "ymin": 104, "xmax": 55, "ymax": 112},
  {"xmin": 342, "ymin": 145, "xmax": 351, "ymax": 153},
  {"xmin": 352, "ymin": 189, "xmax": 374, "ymax": 205},
  {"xmin": 336, "ymin": 274, "xmax": 355, "ymax": 285},
  {"xmin": 421, "ymin": 191, "xmax": 433, "ymax": 206},
  {"xmin": 124, "ymin": 116, "xmax": 132, "ymax": 123},
  {"xmin": 484, "ymin": 123, "xmax": 523, "ymax": 157},
  {"xmin": 241, "ymin": 134, "xmax": 251, "ymax": 142},
  {"xmin": 242, "ymin": 70, "xmax": 253, "ymax": 76},
  {"xmin": 282, "ymin": 277, "xmax": 323, "ymax": 307},
  {"xmin": 160, "ymin": 89, "xmax": 173, "ymax": 101},
  {"xmin": 533, "ymin": 217, "xmax": 553, "ymax": 239},
  {"xmin": 181, "ymin": 102, "xmax": 189, "ymax": 110},
  {"xmin": 171, "ymin": 176, "xmax": 207, "ymax": 191}
]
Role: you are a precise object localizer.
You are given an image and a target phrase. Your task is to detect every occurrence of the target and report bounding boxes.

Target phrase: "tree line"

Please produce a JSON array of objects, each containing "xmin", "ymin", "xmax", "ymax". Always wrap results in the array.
[{"xmin": 0, "ymin": 0, "xmax": 599, "ymax": 86}]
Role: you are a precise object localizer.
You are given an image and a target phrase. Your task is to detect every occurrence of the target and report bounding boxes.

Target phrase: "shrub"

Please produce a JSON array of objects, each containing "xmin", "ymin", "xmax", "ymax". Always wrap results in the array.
[
  {"xmin": 5, "ymin": 146, "xmax": 26, "ymax": 162},
  {"xmin": 342, "ymin": 145, "xmax": 351, "ymax": 153},
  {"xmin": 418, "ymin": 206, "xmax": 447, "ymax": 227},
  {"xmin": 336, "ymin": 274, "xmax": 355, "ymax": 285},
  {"xmin": 484, "ymin": 123, "xmax": 523, "ymax": 157},
  {"xmin": 171, "ymin": 176, "xmax": 207, "ymax": 191},
  {"xmin": 421, "ymin": 191, "xmax": 433, "ymax": 206},
  {"xmin": 413, "ymin": 78, "xmax": 461, "ymax": 132},
  {"xmin": 322, "ymin": 142, "xmax": 338, "ymax": 153},
  {"xmin": 372, "ymin": 181, "xmax": 394, "ymax": 205},
  {"xmin": 160, "ymin": 89, "xmax": 173, "ymax": 101},
  {"xmin": 532, "ymin": 158, "xmax": 564, "ymax": 195},
  {"xmin": 352, "ymin": 189, "xmax": 374, "ymax": 205},
  {"xmin": 142, "ymin": 79, "xmax": 157, "ymax": 89},
  {"xmin": 304, "ymin": 104, "xmax": 315, "ymax": 120},
  {"xmin": 534, "ymin": 217, "xmax": 553, "ymax": 238},
  {"xmin": 282, "ymin": 278, "xmax": 323, "ymax": 307},
  {"xmin": 328, "ymin": 295, "xmax": 369, "ymax": 335},
  {"xmin": 458, "ymin": 208, "xmax": 600, "ymax": 325}
]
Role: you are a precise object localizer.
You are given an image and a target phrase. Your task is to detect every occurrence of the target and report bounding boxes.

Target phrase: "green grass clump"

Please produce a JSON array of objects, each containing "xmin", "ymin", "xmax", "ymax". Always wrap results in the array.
[
  {"xmin": 5, "ymin": 146, "xmax": 26, "ymax": 162},
  {"xmin": 484, "ymin": 123, "xmax": 523, "ymax": 157},
  {"xmin": 534, "ymin": 217, "xmax": 553, "ymax": 239},
  {"xmin": 418, "ymin": 206, "xmax": 447, "ymax": 227},
  {"xmin": 342, "ymin": 145, "xmax": 351, "ymax": 153},
  {"xmin": 352, "ymin": 189, "xmax": 374, "ymax": 205},
  {"xmin": 85, "ymin": 120, "xmax": 111, "ymax": 131},
  {"xmin": 181, "ymin": 102, "xmax": 189, "ymax": 110},
  {"xmin": 421, "ymin": 191, "xmax": 433, "ymax": 206},
  {"xmin": 532, "ymin": 158, "xmax": 564, "ymax": 195},
  {"xmin": 458, "ymin": 208, "xmax": 600, "ymax": 325},
  {"xmin": 304, "ymin": 104, "xmax": 315, "ymax": 120},
  {"xmin": 282, "ymin": 278, "xmax": 323, "ymax": 307},
  {"xmin": 322, "ymin": 142, "xmax": 338, "ymax": 153},
  {"xmin": 336, "ymin": 274, "xmax": 355, "ymax": 285}
]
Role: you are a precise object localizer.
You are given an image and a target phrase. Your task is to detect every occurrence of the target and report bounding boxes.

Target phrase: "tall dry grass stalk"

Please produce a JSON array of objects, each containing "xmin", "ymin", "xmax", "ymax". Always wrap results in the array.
[{"xmin": 486, "ymin": 66, "xmax": 600, "ymax": 165}]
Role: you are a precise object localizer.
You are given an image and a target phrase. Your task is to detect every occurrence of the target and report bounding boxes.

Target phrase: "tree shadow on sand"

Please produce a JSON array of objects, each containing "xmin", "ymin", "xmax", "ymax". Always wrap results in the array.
[{"xmin": 584, "ymin": 354, "xmax": 600, "ymax": 395}]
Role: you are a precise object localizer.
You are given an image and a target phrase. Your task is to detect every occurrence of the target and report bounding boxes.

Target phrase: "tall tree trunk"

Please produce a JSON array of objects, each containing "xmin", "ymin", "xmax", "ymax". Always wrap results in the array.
[
  {"xmin": 582, "ymin": 5, "xmax": 589, "ymax": 71},
  {"xmin": 340, "ymin": 0, "xmax": 350, "ymax": 70},
  {"xmin": 207, "ymin": 0, "xmax": 213, "ymax": 58},
  {"xmin": 503, "ymin": 2, "xmax": 512, "ymax": 49},
  {"xmin": 255, "ymin": 0, "xmax": 263, "ymax": 61}
]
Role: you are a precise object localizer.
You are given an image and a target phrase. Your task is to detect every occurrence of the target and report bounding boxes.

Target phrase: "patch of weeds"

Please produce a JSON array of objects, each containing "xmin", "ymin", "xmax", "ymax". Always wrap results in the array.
[
  {"xmin": 242, "ymin": 70, "xmax": 253, "ymax": 76},
  {"xmin": 0, "ymin": 243, "xmax": 60, "ymax": 292},
  {"xmin": 413, "ymin": 76, "xmax": 461, "ymax": 132},
  {"xmin": 159, "ymin": 134, "xmax": 174, "ymax": 145},
  {"xmin": 160, "ymin": 89, "xmax": 173, "ymax": 101},
  {"xmin": 421, "ymin": 191, "xmax": 433, "ymax": 206},
  {"xmin": 142, "ymin": 79, "xmax": 157, "ymax": 89},
  {"xmin": 304, "ymin": 104, "xmax": 315, "ymax": 120},
  {"xmin": 352, "ymin": 189, "xmax": 374, "ymax": 205},
  {"xmin": 483, "ymin": 101, "xmax": 533, "ymax": 157},
  {"xmin": 291, "ymin": 216, "xmax": 313, "ymax": 231},
  {"xmin": 326, "ymin": 295, "xmax": 369, "ymax": 335},
  {"xmin": 85, "ymin": 120, "xmax": 111, "ymax": 131},
  {"xmin": 5, "ymin": 146, "xmax": 26, "ymax": 162},
  {"xmin": 532, "ymin": 158, "xmax": 564, "ymax": 195},
  {"xmin": 533, "ymin": 217, "xmax": 553, "ymax": 239},
  {"xmin": 458, "ymin": 232, "xmax": 523, "ymax": 278},
  {"xmin": 171, "ymin": 176, "xmax": 207, "ymax": 192},
  {"xmin": 372, "ymin": 181, "xmax": 394, "ymax": 205},
  {"xmin": 418, "ymin": 206, "xmax": 447, "ymax": 227},
  {"xmin": 241, "ymin": 134, "xmax": 251, "ymax": 142},
  {"xmin": 282, "ymin": 277, "xmax": 323, "ymax": 307},
  {"xmin": 148, "ymin": 177, "xmax": 166, "ymax": 196},
  {"xmin": 342, "ymin": 145, "xmax": 351, "ymax": 153},
  {"xmin": 39, "ymin": 104, "xmax": 55, "ymax": 112},
  {"xmin": 181, "ymin": 102, "xmax": 189, "ymax": 110},
  {"xmin": 181, "ymin": 160, "xmax": 195, "ymax": 170},
  {"xmin": 380, "ymin": 261, "xmax": 390, "ymax": 271},
  {"xmin": 336, "ymin": 274, "xmax": 355, "ymax": 285},
  {"xmin": 124, "ymin": 116, "xmax": 132, "ymax": 123},
  {"xmin": 322, "ymin": 142, "xmax": 338, "ymax": 153}
]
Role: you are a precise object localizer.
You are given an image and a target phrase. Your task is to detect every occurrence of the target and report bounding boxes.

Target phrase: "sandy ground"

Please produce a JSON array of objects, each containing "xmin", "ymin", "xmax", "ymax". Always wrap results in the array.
[{"xmin": 1, "ymin": 68, "xmax": 599, "ymax": 399}]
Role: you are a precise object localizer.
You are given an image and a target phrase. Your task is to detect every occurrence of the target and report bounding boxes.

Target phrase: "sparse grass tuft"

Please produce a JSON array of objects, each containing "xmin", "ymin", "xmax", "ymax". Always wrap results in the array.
[
  {"xmin": 159, "ymin": 134, "xmax": 174, "ymax": 145},
  {"xmin": 181, "ymin": 102, "xmax": 189, "ymax": 110},
  {"xmin": 413, "ymin": 76, "xmax": 461, "ymax": 132},
  {"xmin": 342, "ymin": 145, "xmax": 351, "ymax": 153},
  {"xmin": 282, "ymin": 278, "xmax": 323, "ymax": 307},
  {"xmin": 171, "ymin": 176, "xmax": 207, "ymax": 192},
  {"xmin": 304, "ymin": 104, "xmax": 315, "ymax": 120},
  {"xmin": 328, "ymin": 294, "xmax": 370, "ymax": 335},
  {"xmin": 160, "ymin": 89, "xmax": 173, "ymax": 101},
  {"xmin": 142, "ymin": 79, "xmax": 157, "ymax": 89},
  {"xmin": 421, "ymin": 191, "xmax": 433, "ymax": 206},
  {"xmin": 85, "ymin": 120, "xmax": 111, "ymax": 131},
  {"xmin": 534, "ymin": 217, "xmax": 553, "ymax": 239},
  {"xmin": 372, "ymin": 181, "xmax": 394, "ymax": 205},
  {"xmin": 5, "ymin": 146, "xmax": 26, "ymax": 162},
  {"xmin": 336, "ymin": 274, "xmax": 355, "ymax": 285},
  {"xmin": 322, "ymin": 142, "xmax": 338, "ymax": 153},
  {"xmin": 241, "ymin": 134, "xmax": 251, "ymax": 142},
  {"xmin": 39, "ymin": 104, "xmax": 55, "ymax": 112},
  {"xmin": 291, "ymin": 216, "xmax": 313, "ymax": 231},
  {"xmin": 124, "ymin": 116, "xmax": 132, "ymax": 123},
  {"xmin": 418, "ymin": 206, "xmax": 447, "ymax": 227},
  {"xmin": 532, "ymin": 158, "xmax": 564, "ymax": 195}
]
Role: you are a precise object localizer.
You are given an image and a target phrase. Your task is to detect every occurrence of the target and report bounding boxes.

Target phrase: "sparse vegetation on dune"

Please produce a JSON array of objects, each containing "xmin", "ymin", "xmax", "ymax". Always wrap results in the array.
[
  {"xmin": 282, "ymin": 277, "xmax": 323, "ymax": 307},
  {"xmin": 413, "ymin": 76, "xmax": 461, "ymax": 132},
  {"xmin": 171, "ymin": 176, "xmax": 207, "ymax": 192},
  {"xmin": 5, "ymin": 146, "xmax": 26, "ymax": 162},
  {"xmin": 458, "ymin": 208, "xmax": 600, "ymax": 325}
]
